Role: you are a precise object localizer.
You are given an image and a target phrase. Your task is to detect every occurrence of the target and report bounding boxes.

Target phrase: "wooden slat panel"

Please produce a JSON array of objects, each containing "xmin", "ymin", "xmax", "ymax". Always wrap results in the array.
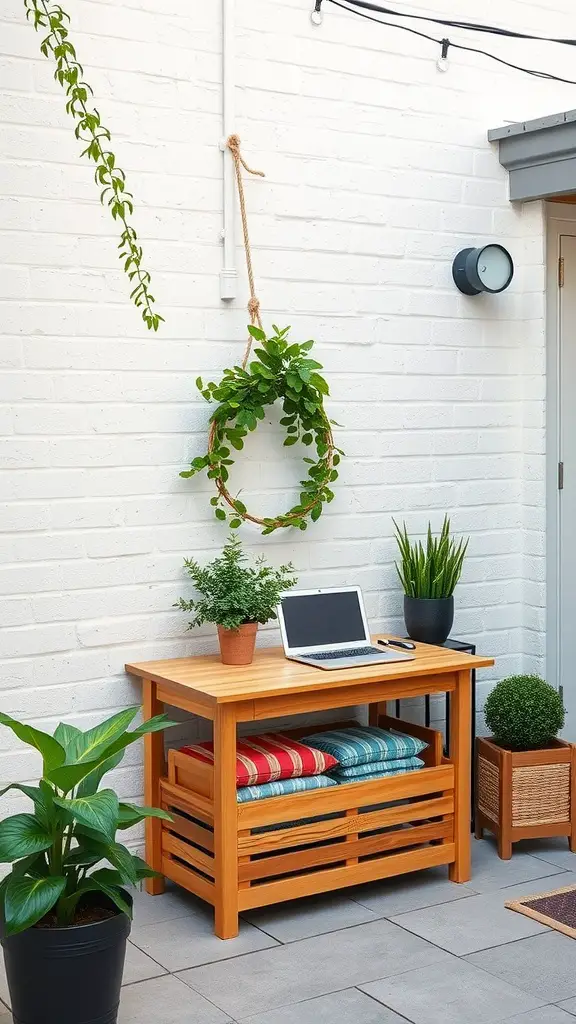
[
  {"xmin": 169, "ymin": 749, "xmax": 214, "ymax": 799},
  {"xmin": 160, "ymin": 779, "xmax": 214, "ymax": 826},
  {"xmin": 238, "ymin": 843, "xmax": 456, "ymax": 910},
  {"xmin": 127, "ymin": 642, "xmax": 493, "ymax": 707},
  {"xmin": 252, "ymin": 674, "xmax": 458, "ymax": 721},
  {"xmin": 239, "ymin": 794, "xmax": 454, "ymax": 855},
  {"xmin": 162, "ymin": 832, "xmax": 215, "ymax": 877},
  {"xmin": 165, "ymin": 810, "xmax": 214, "ymax": 853},
  {"xmin": 379, "ymin": 714, "xmax": 443, "ymax": 766},
  {"xmin": 239, "ymin": 819, "xmax": 453, "ymax": 882},
  {"xmin": 162, "ymin": 856, "xmax": 216, "ymax": 906},
  {"xmin": 238, "ymin": 764, "xmax": 454, "ymax": 828},
  {"xmin": 511, "ymin": 744, "xmax": 572, "ymax": 767}
]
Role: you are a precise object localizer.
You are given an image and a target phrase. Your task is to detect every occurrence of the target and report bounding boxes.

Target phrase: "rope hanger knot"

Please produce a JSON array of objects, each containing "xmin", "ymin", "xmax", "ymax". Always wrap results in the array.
[{"xmin": 226, "ymin": 134, "xmax": 265, "ymax": 365}]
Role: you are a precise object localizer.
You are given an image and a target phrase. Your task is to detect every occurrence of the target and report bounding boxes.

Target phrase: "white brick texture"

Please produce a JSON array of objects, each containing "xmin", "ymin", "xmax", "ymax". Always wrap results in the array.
[{"xmin": 1, "ymin": 0, "xmax": 574, "ymax": 817}]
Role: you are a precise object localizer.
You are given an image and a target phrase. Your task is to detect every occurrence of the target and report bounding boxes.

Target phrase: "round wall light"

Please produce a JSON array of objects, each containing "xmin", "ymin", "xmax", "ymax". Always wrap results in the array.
[{"xmin": 452, "ymin": 244, "xmax": 514, "ymax": 295}]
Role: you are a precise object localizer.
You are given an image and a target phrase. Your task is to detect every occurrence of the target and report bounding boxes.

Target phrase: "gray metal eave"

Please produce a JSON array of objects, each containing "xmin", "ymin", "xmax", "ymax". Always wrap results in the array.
[{"xmin": 488, "ymin": 109, "xmax": 576, "ymax": 201}]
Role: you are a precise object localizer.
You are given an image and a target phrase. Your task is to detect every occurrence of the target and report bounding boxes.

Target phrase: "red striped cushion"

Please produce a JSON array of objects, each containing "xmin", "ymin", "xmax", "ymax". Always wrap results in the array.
[{"xmin": 179, "ymin": 733, "xmax": 338, "ymax": 787}]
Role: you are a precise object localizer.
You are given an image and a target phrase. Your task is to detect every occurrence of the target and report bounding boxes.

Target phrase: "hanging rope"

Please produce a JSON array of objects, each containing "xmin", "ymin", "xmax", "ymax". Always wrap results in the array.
[{"xmin": 226, "ymin": 134, "xmax": 265, "ymax": 368}]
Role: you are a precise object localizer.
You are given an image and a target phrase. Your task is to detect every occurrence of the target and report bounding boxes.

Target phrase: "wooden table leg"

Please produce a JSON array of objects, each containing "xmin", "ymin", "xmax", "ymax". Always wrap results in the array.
[
  {"xmin": 143, "ymin": 678, "xmax": 166, "ymax": 895},
  {"xmin": 449, "ymin": 668, "xmax": 472, "ymax": 883},
  {"xmin": 368, "ymin": 703, "xmax": 380, "ymax": 727},
  {"xmin": 214, "ymin": 704, "xmax": 239, "ymax": 939}
]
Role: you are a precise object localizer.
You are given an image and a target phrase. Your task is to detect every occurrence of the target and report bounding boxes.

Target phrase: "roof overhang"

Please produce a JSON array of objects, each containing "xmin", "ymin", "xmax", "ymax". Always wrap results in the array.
[{"xmin": 488, "ymin": 109, "xmax": 576, "ymax": 202}]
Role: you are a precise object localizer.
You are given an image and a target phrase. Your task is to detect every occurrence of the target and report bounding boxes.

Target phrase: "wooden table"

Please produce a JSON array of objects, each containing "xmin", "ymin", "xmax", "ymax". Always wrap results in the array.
[{"xmin": 127, "ymin": 640, "xmax": 493, "ymax": 939}]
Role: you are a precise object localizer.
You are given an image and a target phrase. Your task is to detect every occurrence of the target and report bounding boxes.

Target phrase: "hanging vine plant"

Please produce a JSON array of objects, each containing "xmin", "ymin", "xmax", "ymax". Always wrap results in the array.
[
  {"xmin": 181, "ymin": 325, "xmax": 342, "ymax": 534},
  {"xmin": 24, "ymin": 1, "xmax": 163, "ymax": 331}
]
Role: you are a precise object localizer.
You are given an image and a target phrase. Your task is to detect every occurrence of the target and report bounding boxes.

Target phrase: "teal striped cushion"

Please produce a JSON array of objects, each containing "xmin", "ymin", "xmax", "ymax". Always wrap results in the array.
[
  {"xmin": 331, "ymin": 756, "xmax": 425, "ymax": 779},
  {"xmin": 236, "ymin": 774, "xmax": 337, "ymax": 803},
  {"xmin": 303, "ymin": 725, "xmax": 427, "ymax": 768},
  {"xmin": 335, "ymin": 764, "xmax": 422, "ymax": 784}
]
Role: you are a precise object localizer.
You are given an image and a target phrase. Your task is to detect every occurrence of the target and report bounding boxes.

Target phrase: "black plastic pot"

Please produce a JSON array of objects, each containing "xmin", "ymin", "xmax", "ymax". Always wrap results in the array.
[
  {"xmin": 404, "ymin": 595, "xmax": 454, "ymax": 645},
  {"xmin": 2, "ymin": 901, "xmax": 131, "ymax": 1024}
]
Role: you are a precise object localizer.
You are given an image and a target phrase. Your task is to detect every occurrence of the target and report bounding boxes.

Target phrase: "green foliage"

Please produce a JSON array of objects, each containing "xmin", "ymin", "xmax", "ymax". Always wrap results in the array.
[
  {"xmin": 181, "ymin": 326, "xmax": 343, "ymax": 533},
  {"xmin": 0, "ymin": 708, "xmax": 176, "ymax": 935},
  {"xmin": 175, "ymin": 533, "xmax": 297, "ymax": 631},
  {"xmin": 484, "ymin": 675, "xmax": 565, "ymax": 751},
  {"xmin": 393, "ymin": 516, "xmax": 468, "ymax": 599},
  {"xmin": 24, "ymin": 0, "xmax": 163, "ymax": 331}
]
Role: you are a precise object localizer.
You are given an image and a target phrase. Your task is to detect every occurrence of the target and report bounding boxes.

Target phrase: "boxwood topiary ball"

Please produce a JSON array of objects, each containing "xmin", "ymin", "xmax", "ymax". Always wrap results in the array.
[{"xmin": 484, "ymin": 674, "xmax": 565, "ymax": 751}]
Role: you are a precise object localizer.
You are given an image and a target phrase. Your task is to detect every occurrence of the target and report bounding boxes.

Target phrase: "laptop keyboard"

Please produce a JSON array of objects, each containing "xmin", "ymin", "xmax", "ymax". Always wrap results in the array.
[{"xmin": 305, "ymin": 647, "xmax": 379, "ymax": 660}]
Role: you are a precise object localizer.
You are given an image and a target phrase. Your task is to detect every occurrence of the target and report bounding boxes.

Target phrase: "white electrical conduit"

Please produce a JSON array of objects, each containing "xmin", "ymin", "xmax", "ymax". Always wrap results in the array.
[{"xmin": 220, "ymin": 0, "xmax": 237, "ymax": 300}]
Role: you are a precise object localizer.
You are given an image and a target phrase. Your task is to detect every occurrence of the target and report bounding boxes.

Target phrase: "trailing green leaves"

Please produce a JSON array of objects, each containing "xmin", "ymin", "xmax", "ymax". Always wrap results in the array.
[
  {"xmin": 182, "ymin": 327, "xmax": 343, "ymax": 532},
  {"xmin": 23, "ymin": 0, "xmax": 162, "ymax": 331},
  {"xmin": 393, "ymin": 516, "xmax": 469, "ymax": 599}
]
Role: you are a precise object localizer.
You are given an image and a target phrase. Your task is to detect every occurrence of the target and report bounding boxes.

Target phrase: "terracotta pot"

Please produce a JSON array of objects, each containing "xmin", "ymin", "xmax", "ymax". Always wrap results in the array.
[{"xmin": 217, "ymin": 622, "xmax": 258, "ymax": 665}]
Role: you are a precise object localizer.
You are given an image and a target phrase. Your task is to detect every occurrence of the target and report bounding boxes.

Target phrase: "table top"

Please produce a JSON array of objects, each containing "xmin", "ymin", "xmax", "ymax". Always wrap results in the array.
[{"xmin": 126, "ymin": 637, "xmax": 493, "ymax": 706}]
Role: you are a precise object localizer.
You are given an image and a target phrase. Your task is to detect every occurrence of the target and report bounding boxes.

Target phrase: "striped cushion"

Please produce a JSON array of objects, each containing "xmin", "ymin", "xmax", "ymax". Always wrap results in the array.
[
  {"xmin": 303, "ymin": 725, "xmax": 427, "ymax": 768},
  {"xmin": 331, "ymin": 756, "xmax": 425, "ymax": 780},
  {"xmin": 179, "ymin": 733, "xmax": 337, "ymax": 787},
  {"xmin": 335, "ymin": 766, "xmax": 421, "ymax": 784},
  {"xmin": 236, "ymin": 775, "xmax": 338, "ymax": 803}
]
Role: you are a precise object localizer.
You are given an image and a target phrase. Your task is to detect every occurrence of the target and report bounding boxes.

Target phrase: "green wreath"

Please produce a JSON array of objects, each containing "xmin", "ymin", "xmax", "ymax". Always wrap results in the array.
[{"xmin": 181, "ymin": 325, "xmax": 343, "ymax": 534}]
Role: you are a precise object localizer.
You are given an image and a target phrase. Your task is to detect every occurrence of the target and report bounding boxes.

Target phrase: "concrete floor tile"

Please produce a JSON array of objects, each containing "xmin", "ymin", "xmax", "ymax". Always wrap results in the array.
[
  {"xmin": 236, "ymin": 987, "xmax": 408, "ymax": 1024},
  {"xmin": 130, "ymin": 905, "xmax": 277, "ymax": 972},
  {"xmin": 243, "ymin": 892, "xmax": 377, "ymax": 941},
  {"xmin": 518, "ymin": 838, "xmax": 576, "ymax": 873},
  {"xmin": 123, "ymin": 941, "xmax": 167, "ymax": 985},
  {"xmin": 468, "ymin": 837, "xmax": 567, "ymax": 893},
  {"xmin": 361, "ymin": 957, "xmax": 545, "ymax": 1023},
  {"xmin": 132, "ymin": 884, "xmax": 209, "ymax": 929},
  {"xmin": 467, "ymin": 932, "xmax": 576, "ymax": 1004},
  {"xmin": 0, "ymin": 1014, "xmax": 11, "ymax": 1024},
  {"xmin": 351, "ymin": 865, "xmax": 478, "ymax": 917},
  {"xmin": 0, "ymin": 959, "xmax": 9, "ymax": 1010},
  {"xmin": 390, "ymin": 883, "xmax": 548, "ymax": 955},
  {"xmin": 178, "ymin": 918, "xmax": 450, "ymax": 1018},
  {"xmin": 558, "ymin": 996, "xmax": 576, "ymax": 1016},
  {"xmin": 119, "ymin": 974, "xmax": 231, "ymax": 1024},
  {"xmin": 500, "ymin": 1008, "xmax": 576, "ymax": 1023}
]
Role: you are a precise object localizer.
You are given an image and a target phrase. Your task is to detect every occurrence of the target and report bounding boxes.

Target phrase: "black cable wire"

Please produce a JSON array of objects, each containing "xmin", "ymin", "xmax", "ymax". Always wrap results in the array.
[
  {"xmin": 327, "ymin": 0, "xmax": 576, "ymax": 87},
  {"xmin": 333, "ymin": 0, "xmax": 576, "ymax": 48}
]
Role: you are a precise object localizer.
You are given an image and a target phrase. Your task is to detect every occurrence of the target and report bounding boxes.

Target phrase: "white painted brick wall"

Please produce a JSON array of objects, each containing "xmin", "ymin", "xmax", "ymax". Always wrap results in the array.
[{"xmin": 1, "ymin": 0, "xmax": 575, "ymax": 828}]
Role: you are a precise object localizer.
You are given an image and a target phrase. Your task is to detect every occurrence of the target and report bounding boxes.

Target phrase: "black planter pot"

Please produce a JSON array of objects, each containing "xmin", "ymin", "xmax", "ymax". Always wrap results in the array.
[
  {"xmin": 404, "ymin": 595, "xmax": 454, "ymax": 645},
  {"xmin": 2, "ymin": 901, "xmax": 131, "ymax": 1024}
]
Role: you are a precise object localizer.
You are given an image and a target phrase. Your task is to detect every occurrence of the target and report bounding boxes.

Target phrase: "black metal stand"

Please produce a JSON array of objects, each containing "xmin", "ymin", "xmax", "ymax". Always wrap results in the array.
[{"xmin": 394, "ymin": 636, "xmax": 477, "ymax": 827}]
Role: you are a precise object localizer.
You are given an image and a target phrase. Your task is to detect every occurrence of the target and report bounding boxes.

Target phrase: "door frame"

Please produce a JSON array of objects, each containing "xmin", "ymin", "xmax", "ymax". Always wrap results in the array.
[{"xmin": 546, "ymin": 204, "xmax": 576, "ymax": 691}]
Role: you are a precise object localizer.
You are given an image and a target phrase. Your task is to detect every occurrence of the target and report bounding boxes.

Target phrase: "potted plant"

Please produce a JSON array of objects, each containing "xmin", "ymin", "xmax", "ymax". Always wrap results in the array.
[
  {"xmin": 0, "ymin": 706, "xmax": 175, "ymax": 1024},
  {"xmin": 476, "ymin": 675, "xmax": 574, "ymax": 860},
  {"xmin": 176, "ymin": 534, "xmax": 297, "ymax": 665},
  {"xmin": 393, "ymin": 515, "xmax": 469, "ymax": 645}
]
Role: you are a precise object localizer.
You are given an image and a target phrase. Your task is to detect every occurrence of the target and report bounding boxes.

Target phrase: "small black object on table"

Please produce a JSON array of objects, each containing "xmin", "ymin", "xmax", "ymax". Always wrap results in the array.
[{"xmin": 394, "ymin": 637, "xmax": 477, "ymax": 826}]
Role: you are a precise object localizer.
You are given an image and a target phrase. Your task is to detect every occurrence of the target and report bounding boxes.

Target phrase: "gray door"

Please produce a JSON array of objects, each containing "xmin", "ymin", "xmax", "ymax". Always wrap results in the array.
[{"xmin": 559, "ymin": 234, "xmax": 576, "ymax": 737}]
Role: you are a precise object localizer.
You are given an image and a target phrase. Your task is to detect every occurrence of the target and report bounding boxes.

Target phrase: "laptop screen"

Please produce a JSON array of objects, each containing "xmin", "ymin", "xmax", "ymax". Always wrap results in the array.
[{"xmin": 280, "ymin": 591, "xmax": 368, "ymax": 649}]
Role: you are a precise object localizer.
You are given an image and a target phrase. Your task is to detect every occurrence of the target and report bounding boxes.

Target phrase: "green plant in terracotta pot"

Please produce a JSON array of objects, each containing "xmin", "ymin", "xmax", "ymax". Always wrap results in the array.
[
  {"xmin": 176, "ymin": 535, "xmax": 297, "ymax": 665},
  {"xmin": 393, "ymin": 515, "xmax": 469, "ymax": 645}
]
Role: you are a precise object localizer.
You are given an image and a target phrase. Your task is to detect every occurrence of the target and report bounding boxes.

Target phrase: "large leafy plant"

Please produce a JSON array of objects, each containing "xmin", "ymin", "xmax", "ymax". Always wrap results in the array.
[
  {"xmin": 176, "ymin": 533, "xmax": 297, "ymax": 631},
  {"xmin": 181, "ymin": 326, "xmax": 343, "ymax": 534},
  {"xmin": 23, "ymin": 1, "xmax": 162, "ymax": 330},
  {"xmin": 393, "ymin": 516, "xmax": 469, "ymax": 599},
  {"xmin": 0, "ymin": 707, "xmax": 175, "ymax": 935}
]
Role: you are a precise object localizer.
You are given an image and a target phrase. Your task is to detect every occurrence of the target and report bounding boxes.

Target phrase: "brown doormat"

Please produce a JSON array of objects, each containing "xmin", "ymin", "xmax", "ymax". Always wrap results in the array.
[{"xmin": 506, "ymin": 884, "xmax": 576, "ymax": 938}]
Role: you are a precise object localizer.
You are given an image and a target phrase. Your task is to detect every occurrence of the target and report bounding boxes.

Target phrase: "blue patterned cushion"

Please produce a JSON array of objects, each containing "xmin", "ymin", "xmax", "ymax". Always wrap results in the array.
[
  {"xmin": 335, "ymin": 764, "xmax": 423, "ymax": 784},
  {"xmin": 330, "ymin": 756, "xmax": 425, "ymax": 780},
  {"xmin": 236, "ymin": 774, "xmax": 337, "ymax": 803},
  {"xmin": 302, "ymin": 725, "xmax": 427, "ymax": 768}
]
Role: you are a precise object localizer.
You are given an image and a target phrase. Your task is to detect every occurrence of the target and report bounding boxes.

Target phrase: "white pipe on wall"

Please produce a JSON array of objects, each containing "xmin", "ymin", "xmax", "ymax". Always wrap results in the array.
[{"xmin": 220, "ymin": 0, "xmax": 237, "ymax": 300}]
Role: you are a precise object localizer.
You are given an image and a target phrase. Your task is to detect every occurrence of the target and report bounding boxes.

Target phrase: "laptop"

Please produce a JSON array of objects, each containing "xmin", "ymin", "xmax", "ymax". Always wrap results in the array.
[{"xmin": 277, "ymin": 586, "xmax": 416, "ymax": 670}]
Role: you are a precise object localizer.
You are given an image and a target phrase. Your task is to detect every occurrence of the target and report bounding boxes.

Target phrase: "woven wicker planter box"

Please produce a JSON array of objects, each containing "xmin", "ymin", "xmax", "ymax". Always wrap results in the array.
[{"xmin": 476, "ymin": 736, "xmax": 576, "ymax": 860}]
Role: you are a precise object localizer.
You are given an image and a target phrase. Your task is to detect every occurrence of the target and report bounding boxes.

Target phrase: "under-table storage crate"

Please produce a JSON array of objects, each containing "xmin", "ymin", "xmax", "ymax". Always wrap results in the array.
[{"xmin": 158, "ymin": 715, "xmax": 455, "ymax": 912}]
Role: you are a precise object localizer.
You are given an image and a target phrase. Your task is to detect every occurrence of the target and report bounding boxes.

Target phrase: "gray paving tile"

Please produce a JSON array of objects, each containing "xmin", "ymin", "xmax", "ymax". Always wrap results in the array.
[
  {"xmin": 468, "ymin": 837, "xmax": 566, "ymax": 893},
  {"xmin": 119, "ymin": 974, "xmax": 231, "ymax": 1024},
  {"xmin": 391, "ymin": 882, "xmax": 549, "ymax": 955},
  {"xmin": 0, "ymin": 959, "xmax": 10, "ymax": 1010},
  {"xmin": 0, "ymin": 1014, "xmax": 11, "ymax": 1024},
  {"xmin": 558, "ymin": 996, "xmax": 576, "ymax": 1016},
  {"xmin": 360, "ymin": 957, "xmax": 546, "ymax": 1023},
  {"xmin": 236, "ymin": 987, "xmax": 408, "ymax": 1024},
  {"xmin": 130, "ymin": 903, "xmax": 277, "ymax": 972},
  {"xmin": 500, "ymin": 1008, "xmax": 576, "ymax": 1023},
  {"xmin": 123, "ymin": 940, "xmax": 167, "ymax": 985},
  {"xmin": 519, "ymin": 838, "xmax": 576, "ymax": 873},
  {"xmin": 467, "ymin": 932, "xmax": 576, "ymax": 1004},
  {"xmin": 178, "ymin": 918, "xmax": 450, "ymax": 1018},
  {"xmin": 132, "ymin": 884, "xmax": 208, "ymax": 929},
  {"xmin": 243, "ymin": 892, "xmax": 377, "ymax": 941},
  {"xmin": 351, "ymin": 865, "xmax": 479, "ymax": 916}
]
